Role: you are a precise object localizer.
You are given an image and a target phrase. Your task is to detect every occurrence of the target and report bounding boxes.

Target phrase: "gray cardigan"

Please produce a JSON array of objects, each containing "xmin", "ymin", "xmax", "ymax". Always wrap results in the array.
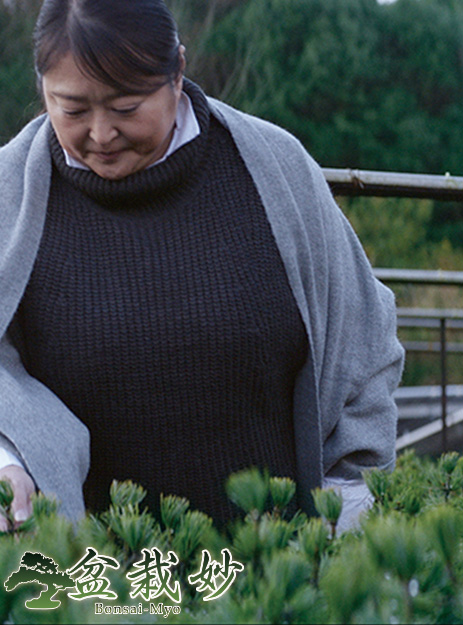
[{"xmin": 0, "ymin": 99, "xmax": 404, "ymax": 520}]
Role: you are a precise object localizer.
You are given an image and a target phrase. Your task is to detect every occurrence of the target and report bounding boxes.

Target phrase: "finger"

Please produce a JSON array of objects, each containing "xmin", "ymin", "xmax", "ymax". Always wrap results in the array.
[
  {"xmin": 11, "ymin": 485, "xmax": 34, "ymax": 528},
  {"xmin": 0, "ymin": 466, "xmax": 35, "ymax": 528},
  {"xmin": 13, "ymin": 505, "xmax": 32, "ymax": 528}
]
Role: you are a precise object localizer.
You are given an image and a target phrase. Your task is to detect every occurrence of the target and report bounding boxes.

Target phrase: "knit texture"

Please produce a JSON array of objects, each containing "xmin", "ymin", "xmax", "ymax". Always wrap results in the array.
[{"xmin": 12, "ymin": 81, "xmax": 309, "ymax": 523}]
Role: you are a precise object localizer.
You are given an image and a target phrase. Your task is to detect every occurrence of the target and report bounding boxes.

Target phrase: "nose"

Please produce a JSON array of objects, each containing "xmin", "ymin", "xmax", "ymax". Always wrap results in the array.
[{"xmin": 88, "ymin": 113, "xmax": 119, "ymax": 146}]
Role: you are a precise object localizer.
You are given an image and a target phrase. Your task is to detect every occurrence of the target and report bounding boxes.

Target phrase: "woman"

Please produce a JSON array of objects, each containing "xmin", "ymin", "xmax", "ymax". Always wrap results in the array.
[{"xmin": 0, "ymin": 0, "xmax": 404, "ymax": 531}]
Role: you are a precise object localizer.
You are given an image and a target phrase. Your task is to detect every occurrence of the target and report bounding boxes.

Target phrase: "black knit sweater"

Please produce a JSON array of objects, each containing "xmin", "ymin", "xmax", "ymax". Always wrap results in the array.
[{"xmin": 12, "ymin": 81, "xmax": 309, "ymax": 523}]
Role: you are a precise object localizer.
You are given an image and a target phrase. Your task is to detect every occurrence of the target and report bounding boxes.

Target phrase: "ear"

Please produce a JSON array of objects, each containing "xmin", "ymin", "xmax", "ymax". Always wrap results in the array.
[
  {"xmin": 179, "ymin": 44, "xmax": 186, "ymax": 73},
  {"xmin": 173, "ymin": 45, "xmax": 186, "ymax": 94}
]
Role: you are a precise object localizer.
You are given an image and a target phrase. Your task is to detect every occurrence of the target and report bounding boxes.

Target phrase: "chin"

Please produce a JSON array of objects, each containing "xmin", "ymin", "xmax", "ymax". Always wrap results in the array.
[
  {"xmin": 81, "ymin": 153, "xmax": 130, "ymax": 180},
  {"xmin": 88, "ymin": 164, "xmax": 131, "ymax": 180},
  {"xmin": 96, "ymin": 170, "xmax": 129, "ymax": 180}
]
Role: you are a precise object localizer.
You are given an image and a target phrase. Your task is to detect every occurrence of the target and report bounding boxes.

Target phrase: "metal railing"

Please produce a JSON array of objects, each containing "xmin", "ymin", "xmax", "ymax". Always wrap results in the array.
[
  {"xmin": 323, "ymin": 167, "xmax": 463, "ymax": 453},
  {"xmin": 396, "ymin": 305, "xmax": 463, "ymax": 452},
  {"xmin": 371, "ymin": 269, "xmax": 463, "ymax": 454}
]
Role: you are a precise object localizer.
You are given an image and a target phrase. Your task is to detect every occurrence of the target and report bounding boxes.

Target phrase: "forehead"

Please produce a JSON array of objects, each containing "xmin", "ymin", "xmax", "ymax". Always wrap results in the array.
[
  {"xmin": 42, "ymin": 53, "xmax": 167, "ymax": 102},
  {"xmin": 43, "ymin": 54, "xmax": 119, "ymax": 100}
]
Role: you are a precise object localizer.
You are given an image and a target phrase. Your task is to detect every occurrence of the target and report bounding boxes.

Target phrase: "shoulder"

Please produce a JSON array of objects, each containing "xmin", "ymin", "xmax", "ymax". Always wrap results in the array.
[
  {"xmin": 207, "ymin": 96, "xmax": 335, "ymax": 218},
  {"xmin": 0, "ymin": 115, "xmax": 50, "ymax": 169},
  {"xmin": 0, "ymin": 115, "xmax": 51, "ymax": 213},
  {"xmin": 207, "ymin": 97, "xmax": 307, "ymax": 157},
  {"xmin": 0, "ymin": 115, "xmax": 51, "ymax": 243},
  {"xmin": 207, "ymin": 96, "xmax": 326, "ymax": 196}
]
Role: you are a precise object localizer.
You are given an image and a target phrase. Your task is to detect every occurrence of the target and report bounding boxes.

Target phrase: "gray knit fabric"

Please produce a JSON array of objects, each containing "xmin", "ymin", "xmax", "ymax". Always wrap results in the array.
[{"xmin": 0, "ymin": 101, "xmax": 404, "ymax": 519}]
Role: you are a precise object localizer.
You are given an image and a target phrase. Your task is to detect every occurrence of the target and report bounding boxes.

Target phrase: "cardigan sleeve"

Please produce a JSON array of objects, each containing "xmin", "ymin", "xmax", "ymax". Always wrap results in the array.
[
  {"xmin": 0, "ymin": 330, "xmax": 90, "ymax": 521},
  {"xmin": 0, "ymin": 437, "xmax": 25, "ymax": 470},
  {"xmin": 260, "ymin": 121, "xmax": 404, "ymax": 479},
  {"xmin": 304, "ymin": 159, "xmax": 405, "ymax": 479}
]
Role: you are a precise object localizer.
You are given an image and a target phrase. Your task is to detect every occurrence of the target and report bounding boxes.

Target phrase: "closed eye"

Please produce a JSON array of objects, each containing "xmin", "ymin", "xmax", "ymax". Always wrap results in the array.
[
  {"xmin": 113, "ymin": 105, "xmax": 139, "ymax": 115},
  {"xmin": 63, "ymin": 109, "xmax": 87, "ymax": 117}
]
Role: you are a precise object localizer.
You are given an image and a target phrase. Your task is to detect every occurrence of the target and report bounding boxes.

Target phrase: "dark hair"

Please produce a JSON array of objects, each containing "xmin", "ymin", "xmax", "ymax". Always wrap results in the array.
[{"xmin": 34, "ymin": 0, "xmax": 182, "ymax": 94}]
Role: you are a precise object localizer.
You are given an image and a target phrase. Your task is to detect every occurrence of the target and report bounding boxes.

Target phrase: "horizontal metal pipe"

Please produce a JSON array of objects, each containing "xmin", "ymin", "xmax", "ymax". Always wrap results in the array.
[
  {"xmin": 398, "ymin": 318, "xmax": 463, "ymax": 330},
  {"xmin": 397, "ymin": 307, "xmax": 463, "ymax": 319},
  {"xmin": 324, "ymin": 167, "xmax": 463, "ymax": 201},
  {"xmin": 374, "ymin": 268, "xmax": 463, "ymax": 286},
  {"xmin": 402, "ymin": 341, "xmax": 463, "ymax": 354}
]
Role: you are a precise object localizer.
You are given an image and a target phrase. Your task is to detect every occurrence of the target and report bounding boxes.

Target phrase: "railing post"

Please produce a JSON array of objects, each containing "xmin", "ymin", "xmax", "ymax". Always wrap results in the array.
[{"xmin": 440, "ymin": 317, "xmax": 448, "ymax": 452}]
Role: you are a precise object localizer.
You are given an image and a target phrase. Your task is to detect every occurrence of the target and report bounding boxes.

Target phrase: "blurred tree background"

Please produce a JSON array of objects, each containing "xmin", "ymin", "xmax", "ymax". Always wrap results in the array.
[
  {"xmin": 3, "ymin": 0, "xmax": 463, "ymax": 368},
  {"xmin": 4, "ymin": 0, "xmax": 463, "ymax": 178},
  {"xmin": 0, "ymin": 0, "xmax": 40, "ymax": 144},
  {"xmin": 3, "ymin": 0, "xmax": 463, "ymax": 269}
]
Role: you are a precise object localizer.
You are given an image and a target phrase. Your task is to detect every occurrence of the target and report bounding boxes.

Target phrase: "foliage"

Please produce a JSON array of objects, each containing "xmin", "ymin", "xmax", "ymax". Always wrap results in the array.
[
  {"xmin": 0, "ymin": 0, "xmax": 41, "ymax": 144},
  {"xmin": 337, "ymin": 195, "xmax": 463, "ymax": 270},
  {"xmin": 2, "ymin": 453, "xmax": 463, "ymax": 622},
  {"xmin": 200, "ymin": 0, "xmax": 463, "ymax": 176}
]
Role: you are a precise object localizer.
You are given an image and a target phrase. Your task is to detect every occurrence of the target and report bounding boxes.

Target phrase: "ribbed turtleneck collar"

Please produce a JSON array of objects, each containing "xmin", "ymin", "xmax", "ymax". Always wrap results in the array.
[{"xmin": 49, "ymin": 79, "xmax": 210, "ymax": 208}]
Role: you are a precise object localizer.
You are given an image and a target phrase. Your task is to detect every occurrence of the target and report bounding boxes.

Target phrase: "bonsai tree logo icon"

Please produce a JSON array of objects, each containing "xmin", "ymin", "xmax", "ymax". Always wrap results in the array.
[{"xmin": 4, "ymin": 551, "xmax": 76, "ymax": 609}]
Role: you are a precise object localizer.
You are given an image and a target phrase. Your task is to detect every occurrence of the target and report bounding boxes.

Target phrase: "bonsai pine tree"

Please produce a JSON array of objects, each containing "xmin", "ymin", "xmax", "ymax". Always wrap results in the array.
[{"xmin": 4, "ymin": 552, "xmax": 75, "ymax": 609}]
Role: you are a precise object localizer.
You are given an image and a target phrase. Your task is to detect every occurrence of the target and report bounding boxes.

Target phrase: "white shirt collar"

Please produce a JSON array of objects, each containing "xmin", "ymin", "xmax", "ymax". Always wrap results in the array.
[{"xmin": 62, "ymin": 91, "xmax": 201, "ymax": 171}]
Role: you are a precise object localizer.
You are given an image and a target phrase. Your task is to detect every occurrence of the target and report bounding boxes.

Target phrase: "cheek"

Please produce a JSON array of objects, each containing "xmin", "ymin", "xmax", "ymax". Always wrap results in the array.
[
  {"xmin": 52, "ymin": 120, "xmax": 86, "ymax": 153},
  {"xmin": 127, "ymin": 125, "xmax": 169, "ymax": 151},
  {"xmin": 129, "ymin": 105, "xmax": 178, "ymax": 149}
]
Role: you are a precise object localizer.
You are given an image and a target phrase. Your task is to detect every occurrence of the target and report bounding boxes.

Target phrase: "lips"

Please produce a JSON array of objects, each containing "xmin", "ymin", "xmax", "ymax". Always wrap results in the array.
[{"xmin": 94, "ymin": 150, "xmax": 124, "ymax": 162}]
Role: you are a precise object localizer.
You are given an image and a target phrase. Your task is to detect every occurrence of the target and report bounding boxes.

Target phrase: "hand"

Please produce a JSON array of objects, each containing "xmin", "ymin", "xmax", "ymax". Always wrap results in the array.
[{"xmin": 0, "ymin": 465, "xmax": 35, "ymax": 531}]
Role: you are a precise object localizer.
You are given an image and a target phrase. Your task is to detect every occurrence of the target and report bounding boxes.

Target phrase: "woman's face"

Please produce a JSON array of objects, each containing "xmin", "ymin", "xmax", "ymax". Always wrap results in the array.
[{"xmin": 42, "ymin": 53, "xmax": 184, "ymax": 180}]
